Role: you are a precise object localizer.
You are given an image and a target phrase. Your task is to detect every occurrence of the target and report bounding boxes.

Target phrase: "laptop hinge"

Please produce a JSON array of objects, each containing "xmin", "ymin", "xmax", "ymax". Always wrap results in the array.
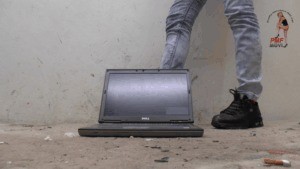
[
  {"xmin": 170, "ymin": 120, "xmax": 191, "ymax": 123},
  {"xmin": 101, "ymin": 120, "xmax": 122, "ymax": 123}
]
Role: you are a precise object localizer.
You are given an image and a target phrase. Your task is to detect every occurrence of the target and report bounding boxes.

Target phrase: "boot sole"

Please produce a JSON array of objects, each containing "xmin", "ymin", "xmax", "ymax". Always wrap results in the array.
[{"xmin": 211, "ymin": 120, "xmax": 264, "ymax": 129}]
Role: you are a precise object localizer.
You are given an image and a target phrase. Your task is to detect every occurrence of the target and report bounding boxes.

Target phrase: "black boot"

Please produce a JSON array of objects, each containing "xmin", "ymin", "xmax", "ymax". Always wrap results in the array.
[{"xmin": 211, "ymin": 89, "xmax": 264, "ymax": 129}]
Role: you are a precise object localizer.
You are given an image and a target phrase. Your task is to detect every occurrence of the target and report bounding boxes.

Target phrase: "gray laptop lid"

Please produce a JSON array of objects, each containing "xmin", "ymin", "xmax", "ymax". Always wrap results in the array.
[{"xmin": 99, "ymin": 69, "xmax": 193, "ymax": 123}]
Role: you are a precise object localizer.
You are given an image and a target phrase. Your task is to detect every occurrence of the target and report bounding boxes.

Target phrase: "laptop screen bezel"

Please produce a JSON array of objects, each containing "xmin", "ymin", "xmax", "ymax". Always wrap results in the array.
[{"xmin": 98, "ymin": 69, "xmax": 194, "ymax": 123}]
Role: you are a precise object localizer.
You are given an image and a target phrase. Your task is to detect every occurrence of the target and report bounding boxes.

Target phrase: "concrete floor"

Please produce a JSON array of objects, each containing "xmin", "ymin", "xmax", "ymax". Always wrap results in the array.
[{"xmin": 1, "ymin": 121, "xmax": 300, "ymax": 169}]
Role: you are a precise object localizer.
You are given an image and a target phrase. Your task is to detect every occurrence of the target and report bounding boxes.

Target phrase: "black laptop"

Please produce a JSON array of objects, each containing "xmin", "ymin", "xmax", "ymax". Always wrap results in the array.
[{"xmin": 78, "ymin": 69, "xmax": 204, "ymax": 137}]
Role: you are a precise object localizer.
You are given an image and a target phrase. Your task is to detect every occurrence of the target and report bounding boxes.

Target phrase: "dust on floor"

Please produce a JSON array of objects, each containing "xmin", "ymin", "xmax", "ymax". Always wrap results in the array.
[{"xmin": 0, "ymin": 121, "xmax": 300, "ymax": 169}]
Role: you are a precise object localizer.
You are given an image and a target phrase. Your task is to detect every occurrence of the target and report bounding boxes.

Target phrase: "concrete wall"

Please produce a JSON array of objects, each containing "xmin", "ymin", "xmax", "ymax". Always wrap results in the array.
[{"xmin": 0, "ymin": 0, "xmax": 299, "ymax": 125}]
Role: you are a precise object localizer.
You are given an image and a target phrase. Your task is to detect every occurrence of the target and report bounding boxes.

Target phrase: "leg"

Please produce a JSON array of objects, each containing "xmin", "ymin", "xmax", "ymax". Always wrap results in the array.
[
  {"xmin": 284, "ymin": 29, "xmax": 288, "ymax": 44},
  {"xmin": 211, "ymin": 0, "xmax": 264, "ymax": 129},
  {"xmin": 160, "ymin": 0, "xmax": 207, "ymax": 69},
  {"xmin": 276, "ymin": 24, "xmax": 280, "ymax": 37},
  {"xmin": 223, "ymin": 0, "xmax": 263, "ymax": 101}
]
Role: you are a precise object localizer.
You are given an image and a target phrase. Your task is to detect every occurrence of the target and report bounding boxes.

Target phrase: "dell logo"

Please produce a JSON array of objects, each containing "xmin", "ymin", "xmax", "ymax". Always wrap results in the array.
[{"xmin": 141, "ymin": 117, "xmax": 150, "ymax": 121}]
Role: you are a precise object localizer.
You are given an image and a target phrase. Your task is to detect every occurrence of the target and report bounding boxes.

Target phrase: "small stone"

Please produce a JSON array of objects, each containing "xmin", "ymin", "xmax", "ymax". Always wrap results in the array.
[
  {"xmin": 22, "ymin": 124, "xmax": 34, "ymax": 127},
  {"xmin": 183, "ymin": 159, "xmax": 189, "ymax": 162},
  {"xmin": 150, "ymin": 146, "xmax": 161, "ymax": 149},
  {"xmin": 64, "ymin": 132, "xmax": 78, "ymax": 138},
  {"xmin": 129, "ymin": 136, "xmax": 134, "ymax": 139},
  {"xmin": 44, "ymin": 136, "xmax": 52, "ymax": 141},
  {"xmin": 286, "ymin": 128, "xmax": 295, "ymax": 131},
  {"xmin": 154, "ymin": 157, "xmax": 169, "ymax": 163},
  {"xmin": 213, "ymin": 140, "xmax": 219, "ymax": 143},
  {"xmin": 145, "ymin": 139, "xmax": 154, "ymax": 141},
  {"xmin": 161, "ymin": 149, "xmax": 170, "ymax": 152},
  {"xmin": 250, "ymin": 131, "xmax": 257, "ymax": 136}
]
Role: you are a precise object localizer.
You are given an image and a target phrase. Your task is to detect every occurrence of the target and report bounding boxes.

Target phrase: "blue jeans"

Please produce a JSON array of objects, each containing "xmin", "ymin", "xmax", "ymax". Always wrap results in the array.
[{"xmin": 160, "ymin": 0, "xmax": 263, "ymax": 100}]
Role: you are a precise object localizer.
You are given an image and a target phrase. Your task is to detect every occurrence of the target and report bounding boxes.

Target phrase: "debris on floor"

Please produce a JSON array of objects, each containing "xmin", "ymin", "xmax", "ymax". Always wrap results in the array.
[
  {"xmin": 145, "ymin": 138, "xmax": 154, "ymax": 141},
  {"xmin": 64, "ymin": 132, "xmax": 78, "ymax": 138},
  {"xmin": 154, "ymin": 157, "xmax": 169, "ymax": 163},
  {"xmin": 22, "ymin": 124, "xmax": 34, "ymax": 127},
  {"xmin": 150, "ymin": 146, "xmax": 161, "ymax": 149},
  {"xmin": 264, "ymin": 158, "xmax": 291, "ymax": 167},
  {"xmin": 250, "ymin": 131, "xmax": 257, "ymax": 136},
  {"xmin": 0, "ymin": 141, "xmax": 8, "ymax": 145},
  {"xmin": 44, "ymin": 135, "xmax": 52, "ymax": 141}
]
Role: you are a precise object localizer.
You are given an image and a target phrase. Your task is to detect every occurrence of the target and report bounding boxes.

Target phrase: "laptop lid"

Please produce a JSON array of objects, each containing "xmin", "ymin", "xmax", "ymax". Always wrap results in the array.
[{"xmin": 98, "ymin": 69, "xmax": 193, "ymax": 123}]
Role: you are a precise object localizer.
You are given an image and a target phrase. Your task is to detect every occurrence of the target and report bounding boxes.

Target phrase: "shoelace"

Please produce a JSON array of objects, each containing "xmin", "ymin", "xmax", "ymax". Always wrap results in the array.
[{"xmin": 221, "ymin": 89, "xmax": 244, "ymax": 115}]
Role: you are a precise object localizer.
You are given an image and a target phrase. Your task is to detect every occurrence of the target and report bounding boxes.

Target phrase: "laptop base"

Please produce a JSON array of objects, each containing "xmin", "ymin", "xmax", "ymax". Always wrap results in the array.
[{"xmin": 78, "ymin": 124, "xmax": 204, "ymax": 137}]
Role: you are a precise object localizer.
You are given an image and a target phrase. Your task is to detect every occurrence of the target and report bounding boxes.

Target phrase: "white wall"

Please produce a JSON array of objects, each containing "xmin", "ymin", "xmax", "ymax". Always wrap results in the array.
[
  {"xmin": 256, "ymin": 1, "xmax": 300, "ymax": 120},
  {"xmin": 0, "ymin": 0, "xmax": 299, "ymax": 124}
]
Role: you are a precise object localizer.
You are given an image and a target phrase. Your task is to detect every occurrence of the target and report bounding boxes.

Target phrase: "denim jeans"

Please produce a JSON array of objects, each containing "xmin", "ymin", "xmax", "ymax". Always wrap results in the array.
[{"xmin": 160, "ymin": 0, "xmax": 263, "ymax": 100}]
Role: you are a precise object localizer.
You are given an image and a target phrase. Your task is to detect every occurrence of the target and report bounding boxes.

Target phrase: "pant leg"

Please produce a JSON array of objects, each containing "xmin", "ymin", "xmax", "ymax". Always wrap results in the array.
[
  {"xmin": 160, "ymin": 0, "xmax": 207, "ymax": 69},
  {"xmin": 223, "ymin": 0, "xmax": 263, "ymax": 101}
]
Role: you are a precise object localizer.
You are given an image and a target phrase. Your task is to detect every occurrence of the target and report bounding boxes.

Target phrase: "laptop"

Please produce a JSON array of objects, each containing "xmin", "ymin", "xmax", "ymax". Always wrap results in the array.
[{"xmin": 78, "ymin": 69, "xmax": 204, "ymax": 137}]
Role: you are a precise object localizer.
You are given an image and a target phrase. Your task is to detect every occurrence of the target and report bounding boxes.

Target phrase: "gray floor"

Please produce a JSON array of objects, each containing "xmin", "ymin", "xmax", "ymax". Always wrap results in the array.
[{"xmin": 1, "ymin": 121, "xmax": 299, "ymax": 169}]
